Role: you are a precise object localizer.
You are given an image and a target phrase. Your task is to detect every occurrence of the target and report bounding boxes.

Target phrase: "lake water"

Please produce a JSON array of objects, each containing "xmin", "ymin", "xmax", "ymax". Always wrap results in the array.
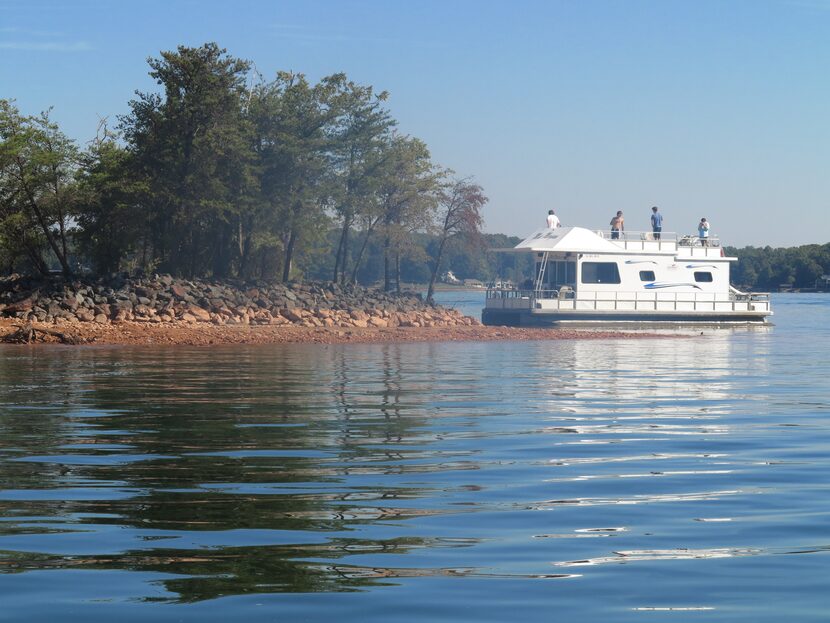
[{"xmin": 1, "ymin": 293, "xmax": 828, "ymax": 622}]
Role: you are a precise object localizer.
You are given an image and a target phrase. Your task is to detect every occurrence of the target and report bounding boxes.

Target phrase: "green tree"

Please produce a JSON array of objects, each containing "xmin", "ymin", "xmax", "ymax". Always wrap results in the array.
[
  {"xmin": 120, "ymin": 43, "xmax": 255, "ymax": 277},
  {"xmin": 348, "ymin": 134, "xmax": 440, "ymax": 287},
  {"xmin": 0, "ymin": 100, "xmax": 79, "ymax": 276},
  {"xmin": 329, "ymin": 80, "xmax": 395, "ymax": 284},
  {"xmin": 426, "ymin": 178, "xmax": 486, "ymax": 303},
  {"xmin": 74, "ymin": 122, "xmax": 145, "ymax": 274},
  {"xmin": 249, "ymin": 72, "xmax": 345, "ymax": 281}
]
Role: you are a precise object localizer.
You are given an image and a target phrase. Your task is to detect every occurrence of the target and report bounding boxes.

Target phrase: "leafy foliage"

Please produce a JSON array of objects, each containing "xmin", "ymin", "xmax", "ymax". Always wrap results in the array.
[
  {"xmin": 119, "ymin": 43, "xmax": 255, "ymax": 277},
  {"xmin": 0, "ymin": 100, "xmax": 79, "ymax": 276},
  {"xmin": 728, "ymin": 243, "xmax": 830, "ymax": 290}
]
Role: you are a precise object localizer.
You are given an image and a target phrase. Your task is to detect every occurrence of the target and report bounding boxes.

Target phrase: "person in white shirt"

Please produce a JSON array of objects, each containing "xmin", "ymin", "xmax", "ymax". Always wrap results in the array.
[{"xmin": 546, "ymin": 210, "xmax": 560, "ymax": 229}]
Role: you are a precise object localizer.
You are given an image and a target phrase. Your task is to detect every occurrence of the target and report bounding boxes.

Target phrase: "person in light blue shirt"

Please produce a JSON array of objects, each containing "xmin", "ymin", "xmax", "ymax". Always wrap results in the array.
[
  {"xmin": 698, "ymin": 217, "xmax": 710, "ymax": 246},
  {"xmin": 650, "ymin": 206, "xmax": 663, "ymax": 240}
]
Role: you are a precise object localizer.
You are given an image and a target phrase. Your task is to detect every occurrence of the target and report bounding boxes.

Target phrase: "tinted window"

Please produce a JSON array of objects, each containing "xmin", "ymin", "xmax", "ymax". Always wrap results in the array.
[
  {"xmin": 639, "ymin": 270, "xmax": 656, "ymax": 281},
  {"xmin": 547, "ymin": 260, "xmax": 576, "ymax": 287},
  {"xmin": 581, "ymin": 262, "xmax": 621, "ymax": 284},
  {"xmin": 694, "ymin": 271, "xmax": 713, "ymax": 282}
]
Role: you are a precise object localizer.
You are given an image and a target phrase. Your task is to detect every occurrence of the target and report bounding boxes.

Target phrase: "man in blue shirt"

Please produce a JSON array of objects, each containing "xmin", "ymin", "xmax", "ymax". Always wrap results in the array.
[{"xmin": 651, "ymin": 206, "xmax": 663, "ymax": 240}]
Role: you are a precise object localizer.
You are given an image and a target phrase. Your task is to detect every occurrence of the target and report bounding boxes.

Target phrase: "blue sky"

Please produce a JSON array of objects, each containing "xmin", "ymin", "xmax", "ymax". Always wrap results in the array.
[{"xmin": 2, "ymin": 0, "xmax": 829, "ymax": 247}]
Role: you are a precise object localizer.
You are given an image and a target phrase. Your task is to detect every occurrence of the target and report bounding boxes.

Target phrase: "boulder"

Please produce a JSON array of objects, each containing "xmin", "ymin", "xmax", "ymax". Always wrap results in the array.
[
  {"xmin": 75, "ymin": 308, "xmax": 95, "ymax": 322},
  {"xmin": 283, "ymin": 308, "xmax": 305, "ymax": 323},
  {"xmin": 185, "ymin": 304, "xmax": 211, "ymax": 322},
  {"xmin": 5, "ymin": 298, "xmax": 34, "ymax": 313}
]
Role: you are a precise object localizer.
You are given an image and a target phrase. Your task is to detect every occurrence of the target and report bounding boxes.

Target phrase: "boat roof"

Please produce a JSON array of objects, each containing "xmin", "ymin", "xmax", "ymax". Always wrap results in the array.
[{"xmin": 509, "ymin": 227, "xmax": 623, "ymax": 253}]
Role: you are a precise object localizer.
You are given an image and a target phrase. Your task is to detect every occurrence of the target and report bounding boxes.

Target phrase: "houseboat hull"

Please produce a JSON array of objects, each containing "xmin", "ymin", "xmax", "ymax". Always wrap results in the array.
[{"xmin": 482, "ymin": 307, "xmax": 771, "ymax": 327}]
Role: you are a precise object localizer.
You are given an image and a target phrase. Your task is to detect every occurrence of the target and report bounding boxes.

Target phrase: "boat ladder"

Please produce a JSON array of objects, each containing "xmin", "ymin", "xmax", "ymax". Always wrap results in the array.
[{"xmin": 534, "ymin": 252, "xmax": 549, "ymax": 296}]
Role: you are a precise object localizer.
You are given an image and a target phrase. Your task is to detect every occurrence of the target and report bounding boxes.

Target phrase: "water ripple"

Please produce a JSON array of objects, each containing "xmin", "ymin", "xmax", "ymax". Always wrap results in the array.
[{"xmin": 1, "ymin": 296, "xmax": 829, "ymax": 621}]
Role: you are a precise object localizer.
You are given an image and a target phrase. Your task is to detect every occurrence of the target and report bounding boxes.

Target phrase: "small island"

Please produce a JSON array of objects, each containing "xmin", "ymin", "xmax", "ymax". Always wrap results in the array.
[{"xmin": 0, "ymin": 274, "xmax": 658, "ymax": 345}]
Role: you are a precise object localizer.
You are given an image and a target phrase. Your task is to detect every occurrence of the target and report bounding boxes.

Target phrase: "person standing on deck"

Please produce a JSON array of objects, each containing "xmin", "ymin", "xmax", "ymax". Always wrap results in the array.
[
  {"xmin": 698, "ymin": 217, "xmax": 710, "ymax": 246},
  {"xmin": 610, "ymin": 211, "xmax": 624, "ymax": 239},
  {"xmin": 546, "ymin": 209, "xmax": 560, "ymax": 229},
  {"xmin": 650, "ymin": 206, "xmax": 663, "ymax": 240}
]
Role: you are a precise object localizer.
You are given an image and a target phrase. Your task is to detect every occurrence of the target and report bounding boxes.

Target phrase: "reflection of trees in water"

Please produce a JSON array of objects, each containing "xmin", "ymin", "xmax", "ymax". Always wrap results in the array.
[
  {"xmin": 0, "ymin": 348, "xmax": 101, "ymax": 491},
  {"xmin": 0, "ymin": 344, "xmax": 467, "ymax": 600},
  {"xmin": 0, "ymin": 536, "xmax": 480, "ymax": 599},
  {"xmin": 331, "ymin": 345, "xmax": 411, "ymax": 446}
]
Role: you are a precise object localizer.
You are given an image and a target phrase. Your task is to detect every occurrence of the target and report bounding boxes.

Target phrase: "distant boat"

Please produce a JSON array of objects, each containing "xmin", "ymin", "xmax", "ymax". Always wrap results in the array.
[
  {"xmin": 483, "ymin": 226, "xmax": 772, "ymax": 326},
  {"xmin": 441, "ymin": 270, "xmax": 462, "ymax": 285}
]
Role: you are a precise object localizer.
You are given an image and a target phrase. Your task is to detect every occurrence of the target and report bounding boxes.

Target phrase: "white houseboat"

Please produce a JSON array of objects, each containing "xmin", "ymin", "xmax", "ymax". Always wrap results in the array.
[{"xmin": 483, "ymin": 226, "xmax": 772, "ymax": 326}]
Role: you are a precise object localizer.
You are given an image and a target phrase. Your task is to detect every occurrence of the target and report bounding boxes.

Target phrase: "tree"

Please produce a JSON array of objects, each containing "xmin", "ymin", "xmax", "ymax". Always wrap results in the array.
[
  {"xmin": 74, "ymin": 122, "xmax": 145, "ymax": 274},
  {"xmin": 426, "ymin": 178, "xmax": 486, "ymax": 303},
  {"xmin": 249, "ymin": 72, "xmax": 345, "ymax": 281},
  {"xmin": 120, "ymin": 43, "xmax": 255, "ymax": 277},
  {"xmin": 329, "ymin": 80, "xmax": 395, "ymax": 284},
  {"xmin": 0, "ymin": 100, "xmax": 79, "ymax": 277},
  {"xmin": 348, "ymin": 134, "xmax": 440, "ymax": 286}
]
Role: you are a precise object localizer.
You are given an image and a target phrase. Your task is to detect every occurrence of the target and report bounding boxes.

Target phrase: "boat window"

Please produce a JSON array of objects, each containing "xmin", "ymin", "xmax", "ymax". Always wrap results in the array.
[
  {"xmin": 639, "ymin": 270, "xmax": 656, "ymax": 281},
  {"xmin": 694, "ymin": 271, "xmax": 713, "ymax": 282},
  {"xmin": 547, "ymin": 260, "xmax": 576, "ymax": 289},
  {"xmin": 581, "ymin": 262, "xmax": 621, "ymax": 284}
]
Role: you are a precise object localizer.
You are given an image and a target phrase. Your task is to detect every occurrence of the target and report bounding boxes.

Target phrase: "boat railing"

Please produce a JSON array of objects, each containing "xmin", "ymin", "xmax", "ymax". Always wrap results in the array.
[
  {"xmin": 486, "ymin": 288, "xmax": 573, "ymax": 300},
  {"xmin": 678, "ymin": 234, "xmax": 721, "ymax": 247},
  {"xmin": 597, "ymin": 230, "xmax": 678, "ymax": 241},
  {"xmin": 486, "ymin": 288, "xmax": 534, "ymax": 299},
  {"xmin": 595, "ymin": 230, "xmax": 722, "ymax": 251},
  {"xmin": 485, "ymin": 287, "xmax": 772, "ymax": 315},
  {"xmin": 729, "ymin": 285, "xmax": 770, "ymax": 302}
]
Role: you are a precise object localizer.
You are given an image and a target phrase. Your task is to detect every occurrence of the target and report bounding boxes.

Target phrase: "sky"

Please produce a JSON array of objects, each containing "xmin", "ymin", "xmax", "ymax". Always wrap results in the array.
[{"xmin": 2, "ymin": 0, "xmax": 829, "ymax": 247}]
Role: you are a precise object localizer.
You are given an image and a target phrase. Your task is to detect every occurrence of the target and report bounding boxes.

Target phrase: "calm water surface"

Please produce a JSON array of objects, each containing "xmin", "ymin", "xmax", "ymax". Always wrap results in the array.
[{"xmin": 1, "ymin": 293, "xmax": 829, "ymax": 621}]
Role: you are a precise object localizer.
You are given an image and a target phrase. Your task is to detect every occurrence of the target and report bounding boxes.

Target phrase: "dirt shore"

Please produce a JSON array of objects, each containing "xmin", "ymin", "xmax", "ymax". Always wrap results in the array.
[{"xmin": 0, "ymin": 317, "xmax": 666, "ymax": 346}]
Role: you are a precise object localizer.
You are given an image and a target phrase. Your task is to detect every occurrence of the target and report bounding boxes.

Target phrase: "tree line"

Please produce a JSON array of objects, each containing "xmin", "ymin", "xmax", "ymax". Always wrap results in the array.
[
  {"xmin": 0, "ymin": 43, "xmax": 486, "ymax": 302},
  {"xmin": 2, "ymin": 43, "xmax": 827, "ymax": 297},
  {"xmin": 726, "ymin": 243, "xmax": 830, "ymax": 290}
]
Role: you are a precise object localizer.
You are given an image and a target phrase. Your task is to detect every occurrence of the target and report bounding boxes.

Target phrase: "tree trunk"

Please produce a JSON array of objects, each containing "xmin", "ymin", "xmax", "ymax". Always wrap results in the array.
[
  {"xmin": 395, "ymin": 252, "xmax": 401, "ymax": 294},
  {"xmin": 340, "ymin": 219, "xmax": 351, "ymax": 285},
  {"xmin": 383, "ymin": 234, "xmax": 391, "ymax": 292},
  {"xmin": 350, "ymin": 218, "xmax": 379, "ymax": 285},
  {"xmin": 49, "ymin": 158, "xmax": 70, "ymax": 266},
  {"xmin": 212, "ymin": 225, "xmax": 226, "ymax": 277},
  {"xmin": 24, "ymin": 241, "xmax": 49, "ymax": 277},
  {"xmin": 20, "ymin": 185, "xmax": 71, "ymax": 277},
  {"xmin": 239, "ymin": 231, "xmax": 252, "ymax": 279},
  {"xmin": 333, "ymin": 218, "xmax": 348, "ymax": 282},
  {"xmin": 426, "ymin": 236, "xmax": 448, "ymax": 304},
  {"xmin": 282, "ymin": 228, "xmax": 297, "ymax": 282}
]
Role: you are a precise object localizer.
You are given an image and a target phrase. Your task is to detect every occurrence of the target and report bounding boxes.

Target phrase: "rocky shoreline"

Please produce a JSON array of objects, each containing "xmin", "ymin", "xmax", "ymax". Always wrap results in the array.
[
  {"xmin": 0, "ymin": 275, "xmax": 475, "ymax": 335},
  {"xmin": 0, "ymin": 275, "xmax": 667, "ymax": 346}
]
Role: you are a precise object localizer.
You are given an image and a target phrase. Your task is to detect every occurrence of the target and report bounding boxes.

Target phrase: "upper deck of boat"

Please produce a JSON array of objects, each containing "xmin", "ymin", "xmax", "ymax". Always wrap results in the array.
[
  {"xmin": 599, "ymin": 230, "xmax": 729, "ymax": 259},
  {"xmin": 509, "ymin": 227, "xmax": 732, "ymax": 260}
]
